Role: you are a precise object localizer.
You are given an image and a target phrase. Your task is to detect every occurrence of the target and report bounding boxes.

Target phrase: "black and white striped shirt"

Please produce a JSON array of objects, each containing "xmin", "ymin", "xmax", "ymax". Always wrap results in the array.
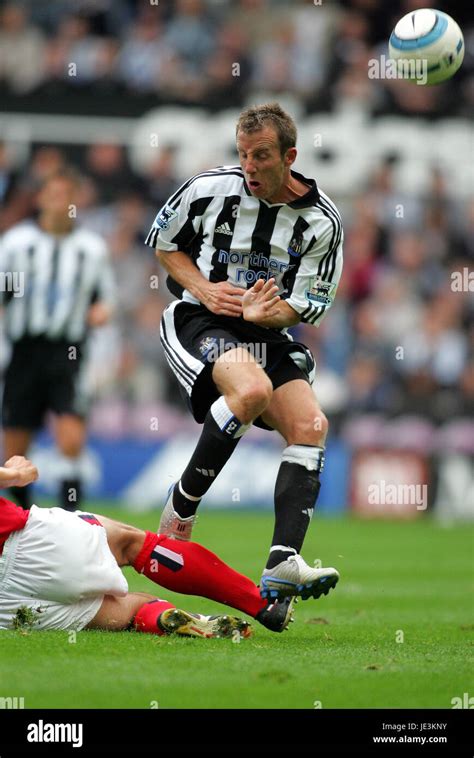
[
  {"xmin": 145, "ymin": 165, "xmax": 343, "ymax": 327},
  {"xmin": 0, "ymin": 220, "xmax": 115, "ymax": 343}
]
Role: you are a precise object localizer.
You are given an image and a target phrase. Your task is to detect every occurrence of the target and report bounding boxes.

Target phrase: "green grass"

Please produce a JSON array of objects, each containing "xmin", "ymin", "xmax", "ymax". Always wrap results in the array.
[{"xmin": 1, "ymin": 508, "xmax": 473, "ymax": 709}]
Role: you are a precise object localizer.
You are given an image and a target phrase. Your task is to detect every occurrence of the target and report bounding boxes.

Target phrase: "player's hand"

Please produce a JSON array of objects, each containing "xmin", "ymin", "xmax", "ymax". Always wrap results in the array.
[
  {"xmin": 2, "ymin": 456, "xmax": 39, "ymax": 487},
  {"xmin": 199, "ymin": 281, "xmax": 244, "ymax": 317},
  {"xmin": 87, "ymin": 302, "xmax": 112, "ymax": 327},
  {"xmin": 242, "ymin": 277, "xmax": 280, "ymax": 324}
]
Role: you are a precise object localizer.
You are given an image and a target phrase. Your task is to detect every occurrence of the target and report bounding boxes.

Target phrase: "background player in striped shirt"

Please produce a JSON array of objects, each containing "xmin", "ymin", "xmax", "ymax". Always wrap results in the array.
[
  {"xmin": 145, "ymin": 103, "xmax": 343, "ymax": 602},
  {"xmin": 0, "ymin": 456, "xmax": 293, "ymax": 636},
  {"xmin": 0, "ymin": 170, "xmax": 115, "ymax": 510}
]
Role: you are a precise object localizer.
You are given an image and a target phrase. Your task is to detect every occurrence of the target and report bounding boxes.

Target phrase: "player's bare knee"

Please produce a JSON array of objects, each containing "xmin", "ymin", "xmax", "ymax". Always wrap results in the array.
[
  {"xmin": 234, "ymin": 376, "xmax": 273, "ymax": 423},
  {"xmin": 313, "ymin": 410, "xmax": 329, "ymax": 443},
  {"xmin": 286, "ymin": 410, "xmax": 329, "ymax": 446},
  {"xmin": 120, "ymin": 524, "xmax": 147, "ymax": 566},
  {"xmin": 99, "ymin": 517, "xmax": 146, "ymax": 566}
]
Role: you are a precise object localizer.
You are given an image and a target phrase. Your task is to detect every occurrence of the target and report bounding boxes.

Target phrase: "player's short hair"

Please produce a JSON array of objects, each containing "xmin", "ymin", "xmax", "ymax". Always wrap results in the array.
[
  {"xmin": 41, "ymin": 166, "xmax": 81, "ymax": 190},
  {"xmin": 236, "ymin": 103, "xmax": 297, "ymax": 156}
]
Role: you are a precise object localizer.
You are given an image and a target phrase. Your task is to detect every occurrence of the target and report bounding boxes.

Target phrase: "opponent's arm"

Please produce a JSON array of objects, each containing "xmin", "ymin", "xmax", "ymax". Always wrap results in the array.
[
  {"xmin": 242, "ymin": 278, "xmax": 301, "ymax": 328},
  {"xmin": 0, "ymin": 456, "xmax": 38, "ymax": 487},
  {"xmin": 156, "ymin": 249, "xmax": 244, "ymax": 317}
]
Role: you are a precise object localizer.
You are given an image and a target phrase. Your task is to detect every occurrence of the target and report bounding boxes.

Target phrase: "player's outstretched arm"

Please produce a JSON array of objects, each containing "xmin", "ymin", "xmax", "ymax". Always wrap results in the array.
[
  {"xmin": 0, "ymin": 456, "xmax": 38, "ymax": 487},
  {"xmin": 242, "ymin": 277, "xmax": 301, "ymax": 329},
  {"xmin": 156, "ymin": 249, "xmax": 244, "ymax": 317}
]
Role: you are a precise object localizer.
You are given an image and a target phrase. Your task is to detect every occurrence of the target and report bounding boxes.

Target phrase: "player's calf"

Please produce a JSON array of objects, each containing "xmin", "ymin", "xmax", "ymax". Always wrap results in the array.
[{"xmin": 158, "ymin": 389, "xmax": 265, "ymax": 534}]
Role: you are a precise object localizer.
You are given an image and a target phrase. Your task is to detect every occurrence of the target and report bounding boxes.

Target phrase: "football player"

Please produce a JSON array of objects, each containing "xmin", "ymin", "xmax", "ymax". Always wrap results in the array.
[{"xmin": 0, "ymin": 456, "xmax": 293, "ymax": 638}]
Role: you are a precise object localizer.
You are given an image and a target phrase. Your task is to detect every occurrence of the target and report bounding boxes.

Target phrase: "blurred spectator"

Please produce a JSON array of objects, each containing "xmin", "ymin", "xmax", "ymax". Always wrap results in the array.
[
  {"xmin": 117, "ymin": 8, "xmax": 169, "ymax": 94},
  {"xmin": 343, "ymin": 214, "xmax": 380, "ymax": 302},
  {"xmin": 226, "ymin": 0, "xmax": 288, "ymax": 48},
  {"xmin": 58, "ymin": 14, "xmax": 117, "ymax": 87},
  {"xmin": 351, "ymin": 298, "xmax": 387, "ymax": 358},
  {"xmin": 202, "ymin": 23, "xmax": 252, "ymax": 109},
  {"xmin": 164, "ymin": 0, "xmax": 214, "ymax": 75},
  {"xmin": 389, "ymin": 231, "xmax": 444, "ymax": 299},
  {"xmin": 145, "ymin": 146, "xmax": 181, "ymax": 210},
  {"xmin": 397, "ymin": 295, "xmax": 468, "ymax": 387},
  {"xmin": 107, "ymin": 223, "xmax": 154, "ymax": 322},
  {"xmin": 0, "ymin": 3, "xmax": 46, "ymax": 93},
  {"xmin": 121, "ymin": 293, "xmax": 174, "ymax": 404},
  {"xmin": 373, "ymin": 270, "xmax": 423, "ymax": 346},
  {"xmin": 347, "ymin": 351, "xmax": 397, "ymax": 412},
  {"xmin": 84, "ymin": 142, "xmax": 144, "ymax": 204}
]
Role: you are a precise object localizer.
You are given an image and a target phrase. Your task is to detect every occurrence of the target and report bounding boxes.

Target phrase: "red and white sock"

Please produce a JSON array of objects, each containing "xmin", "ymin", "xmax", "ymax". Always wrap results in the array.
[
  {"xmin": 133, "ymin": 531, "xmax": 266, "ymax": 618},
  {"xmin": 133, "ymin": 598, "xmax": 175, "ymax": 635}
]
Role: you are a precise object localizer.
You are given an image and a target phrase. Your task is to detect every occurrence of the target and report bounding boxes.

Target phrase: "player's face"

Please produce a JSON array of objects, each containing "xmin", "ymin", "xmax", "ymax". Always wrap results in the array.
[
  {"xmin": 237, "ymin": 126, "xmax": 292, "ymax": 204},
  {"xmin": 37, "ymin": 178, "xmax": 75, "ymax": 218}
]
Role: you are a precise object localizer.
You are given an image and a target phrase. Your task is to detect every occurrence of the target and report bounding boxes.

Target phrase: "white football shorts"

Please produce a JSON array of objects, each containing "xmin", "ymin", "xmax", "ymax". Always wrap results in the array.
[{"xmin": 0, "ymin": 504, "xmax": 128, "ymax": 631}]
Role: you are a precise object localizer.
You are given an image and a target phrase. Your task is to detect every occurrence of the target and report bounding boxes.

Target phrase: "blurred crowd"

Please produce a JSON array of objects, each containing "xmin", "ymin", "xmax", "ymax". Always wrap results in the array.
[
  {"xmin": 300, "ymin": 160, "xmax": 473, "ymax": 428},
  {"xmin": 0, "ymin": 0, "xmax": 472, "ymax": 117},
  {"xmin": 0, "ymin": 0, "xmax": 472, "ymax": 437}
]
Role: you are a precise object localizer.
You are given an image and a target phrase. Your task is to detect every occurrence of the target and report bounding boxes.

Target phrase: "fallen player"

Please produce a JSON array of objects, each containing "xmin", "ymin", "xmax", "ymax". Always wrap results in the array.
[{"xmin": 0, "ymin": 456, "xmax": 293, "ymax": 638}]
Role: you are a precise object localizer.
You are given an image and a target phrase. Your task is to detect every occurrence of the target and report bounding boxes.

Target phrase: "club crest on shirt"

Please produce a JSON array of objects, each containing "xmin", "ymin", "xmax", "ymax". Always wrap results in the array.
[
  {"xmin": 287, "ymin": 229, "xmax": 304, "ymax": 257},
  {"xmin": 305, "ymin": 277, "xmax": 335, "ymax": 305},
  {"xmin": 154, "ymin": 205, "xmax": 177, "ymax": 230}
]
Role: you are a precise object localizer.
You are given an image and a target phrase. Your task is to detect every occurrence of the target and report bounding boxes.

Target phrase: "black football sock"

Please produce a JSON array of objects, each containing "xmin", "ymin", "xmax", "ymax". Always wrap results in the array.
[
  {"xmin": 173, "ymin": 396, "xmax": 250, "ymax": 519},
  {"xmin": 7, "ymin": 485, "xmax": 33, "ymax": 510},
  {"xmin": 266, "ymin": 445, "xmax": 325, "ymax": 570},
  {"xmin": 59, "ymin": 478, "xmax": 82, "ymax": 511},
  {"xmin": 171, "ymin": 482, "xmax": 202, "ymax": 519}
]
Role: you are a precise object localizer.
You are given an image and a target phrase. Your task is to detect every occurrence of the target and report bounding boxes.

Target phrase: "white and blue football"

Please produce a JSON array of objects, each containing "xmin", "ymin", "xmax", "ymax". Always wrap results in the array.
[{"xmin": 389, "ymin": 8, "xmax": 464, "ymax": 85}]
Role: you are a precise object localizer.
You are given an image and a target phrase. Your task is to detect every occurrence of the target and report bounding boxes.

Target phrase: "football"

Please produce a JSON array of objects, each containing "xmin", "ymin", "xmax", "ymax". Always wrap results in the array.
[{"xmin": 389, "ymin": 8, "xmax": 464, "ymax": 85}]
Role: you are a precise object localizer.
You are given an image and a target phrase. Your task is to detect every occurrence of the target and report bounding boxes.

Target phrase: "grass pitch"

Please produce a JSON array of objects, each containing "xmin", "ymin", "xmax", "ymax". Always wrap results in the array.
[{"xmin": 1, "ymin": 508, "xmax": 472, "ymax": 709}]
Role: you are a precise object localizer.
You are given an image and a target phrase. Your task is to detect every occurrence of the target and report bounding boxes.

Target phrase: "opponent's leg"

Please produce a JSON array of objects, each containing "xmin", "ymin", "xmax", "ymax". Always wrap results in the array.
[
  {"xmin": 160, "ymin": 347, "xmax": 272, "ymax": 539},
  {"xmin": 259, "ymin": 380, "xmax": 339, "ymax": 601},
  {"xmin": 54, "ymin": 414, "xmax": 86, "ymax": 510},
  {"xmin": 3, "ymin": 428, "xmax": 34, "ymax": 509}
]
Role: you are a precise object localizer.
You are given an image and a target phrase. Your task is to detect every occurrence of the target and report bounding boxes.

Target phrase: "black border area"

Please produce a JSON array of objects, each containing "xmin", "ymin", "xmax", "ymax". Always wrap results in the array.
[{"xmin": 0, "ymin": 708, "xmax": 471, "ymax": 756}]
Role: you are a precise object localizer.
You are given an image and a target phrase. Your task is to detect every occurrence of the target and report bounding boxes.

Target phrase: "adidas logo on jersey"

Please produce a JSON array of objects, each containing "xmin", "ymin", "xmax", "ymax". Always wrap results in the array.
[{"xmin": 214, "ymin": 222, "xmax": 233, "ymax": 236}]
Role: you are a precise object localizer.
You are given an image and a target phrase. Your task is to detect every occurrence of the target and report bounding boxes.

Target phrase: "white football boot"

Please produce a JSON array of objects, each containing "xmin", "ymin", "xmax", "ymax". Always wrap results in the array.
[
  {"xmin": 158, "ymin": 485, "xmax": 196, "ymax": 541},
  {"xmin": 260, "ymin": 554, "xmax": 339, "ymax": 601}
]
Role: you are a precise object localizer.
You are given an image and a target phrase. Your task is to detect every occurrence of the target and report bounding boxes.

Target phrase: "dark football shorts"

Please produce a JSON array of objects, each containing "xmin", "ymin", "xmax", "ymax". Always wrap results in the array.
[
  {"xmin": 160, "ymin": 301, "xmax": 316, "ymax": 429},
  {"xmin": 2, "ymin": 337, "xmax": 88, "ymax": 430}
]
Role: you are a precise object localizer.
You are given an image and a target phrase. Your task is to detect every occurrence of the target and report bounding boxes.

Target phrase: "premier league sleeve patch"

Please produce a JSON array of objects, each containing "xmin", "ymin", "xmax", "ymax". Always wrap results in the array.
[
  {"xmin": 154, "ymin": 205, "xmax": 178, "ymax": 231},
  {"xmin": 305, "ymin": 277, "xmax": 336, "ymax": 305}
]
